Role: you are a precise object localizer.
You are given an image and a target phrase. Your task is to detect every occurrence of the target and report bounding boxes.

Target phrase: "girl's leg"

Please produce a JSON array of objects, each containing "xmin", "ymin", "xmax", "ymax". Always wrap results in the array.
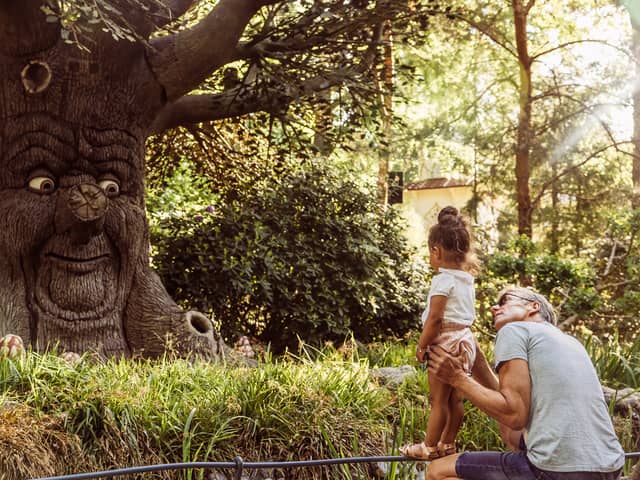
[
  {"xmin": 425, "ymin": 370, "xmax": 452, "ymax": 448},
  {"xmin": 440, "ymin": 388, "xmax": 464, "ymax": 446}
]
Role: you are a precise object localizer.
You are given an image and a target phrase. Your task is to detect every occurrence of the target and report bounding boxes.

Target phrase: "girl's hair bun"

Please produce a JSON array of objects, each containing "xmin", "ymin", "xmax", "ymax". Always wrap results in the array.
[{"xmin": 437, "ymin": 206, "xmax": 459, "ymax": 224}]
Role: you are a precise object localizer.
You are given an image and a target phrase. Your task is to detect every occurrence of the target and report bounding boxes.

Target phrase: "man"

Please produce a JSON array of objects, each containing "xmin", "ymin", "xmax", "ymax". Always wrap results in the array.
[{"xmin": 425, "ymin": 286, "xmax": 625, "ymax": 480}]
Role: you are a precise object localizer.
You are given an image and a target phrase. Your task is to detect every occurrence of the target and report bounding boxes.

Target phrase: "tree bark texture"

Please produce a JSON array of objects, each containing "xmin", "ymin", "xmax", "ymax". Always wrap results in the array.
[
  {"xmin": 0, "ymin": 1, "xmax": 280, "ymax": 358},
  {"xmin": 376, "ymin": 22, "xmax": 393, "ymax": 207},
  {"xmin": 632, "ymin": 28, "xmax": 640, "ymax": 209},
  {"xmin": 512, "ymin": 0, "xmax": 533, "ymax": 238}
]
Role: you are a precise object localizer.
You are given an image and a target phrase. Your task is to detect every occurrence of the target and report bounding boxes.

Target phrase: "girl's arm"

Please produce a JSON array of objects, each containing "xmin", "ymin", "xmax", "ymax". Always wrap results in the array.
[{"xmin": 416, "ymin": 294, "xmax": 447, "ymax": 362}]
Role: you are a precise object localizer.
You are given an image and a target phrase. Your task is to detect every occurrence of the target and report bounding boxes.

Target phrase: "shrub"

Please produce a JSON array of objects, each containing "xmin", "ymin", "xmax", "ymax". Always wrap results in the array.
[{"xmin": 150, "ymin": 158, "xmax": 426, "ymax": 352}]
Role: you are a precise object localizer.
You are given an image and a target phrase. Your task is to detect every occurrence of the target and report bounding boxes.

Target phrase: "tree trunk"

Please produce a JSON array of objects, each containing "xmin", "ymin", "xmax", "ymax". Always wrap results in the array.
[
  {"xmin": 575, "ymin": 174, "xmax": 583, "ymax": 256},
  {"xmin": 512, "ymin": 0, "xmax": 534, "ymax": 238},
  {"xmin": 0, "ymin": 1, "xmax": 277, "ymax": 359},
  {"xmin": 0, "ymin": 0, "xmax": 390, "ymax": 359},
  {"xmin": 376, "ymin": 22, "xmax": 394, "ymax": 207},
  {"xmin": 550, "ymin": 160, "xmax": 559, "ymax": 254},
  {"xmin": 632, "ymin": 28, "xmax": 640, "ymax": 209},
  {"xmin": 313, "ymin": 90, "xmax": 333, "ymax": 156}
]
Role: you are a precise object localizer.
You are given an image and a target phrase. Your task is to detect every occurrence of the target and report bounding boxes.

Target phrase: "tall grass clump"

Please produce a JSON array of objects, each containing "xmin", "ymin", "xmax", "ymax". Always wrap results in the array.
[
  {"xmin": 580, "ymin": 330, "xmax": 640, "ymax": 389},
  {"xmin": 0, "ymin": 349, "xmax": 397, "ymax": 480}
]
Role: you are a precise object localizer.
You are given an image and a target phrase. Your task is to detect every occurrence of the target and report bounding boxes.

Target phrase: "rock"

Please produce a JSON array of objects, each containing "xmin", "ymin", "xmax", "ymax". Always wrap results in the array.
[
  {"xmin": 370, "ymin": 365, "xmax": 417, "ymax": 387},
  {"xmin": 61, "ymin": 351, "xmax": 82, "ymax": 365}
]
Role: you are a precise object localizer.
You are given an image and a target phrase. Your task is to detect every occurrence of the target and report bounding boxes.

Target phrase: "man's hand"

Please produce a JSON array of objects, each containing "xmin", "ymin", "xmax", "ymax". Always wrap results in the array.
[{"xmin": 427, "ymin": 345, "xmax": 466, "ymax": 385}]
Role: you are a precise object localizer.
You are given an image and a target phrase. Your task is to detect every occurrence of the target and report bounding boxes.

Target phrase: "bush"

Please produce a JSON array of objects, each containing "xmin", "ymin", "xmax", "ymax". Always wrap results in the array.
[{"xmin": 150, "ymin": 158, "xmax": 426, "ymax": 352}]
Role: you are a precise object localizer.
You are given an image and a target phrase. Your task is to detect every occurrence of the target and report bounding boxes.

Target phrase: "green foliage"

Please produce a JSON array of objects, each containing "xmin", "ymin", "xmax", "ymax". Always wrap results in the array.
[
  {"xmin": 149, "ymin": 158, "xmax": 427, "ymax": 352},
  {"xmin": 475, "ymin": 236, "xmax": 600, "ymax": 333},
  {"xmin": 473, "ymin": 208, "xmax": 640, "ymax": 338},
  {"xmin": 580, "ymin": 330, "xmax": 640, "ymax": 389},
  {"xmin": 593, "ymin": 209, "xmax": 640, "ymax": 336}
]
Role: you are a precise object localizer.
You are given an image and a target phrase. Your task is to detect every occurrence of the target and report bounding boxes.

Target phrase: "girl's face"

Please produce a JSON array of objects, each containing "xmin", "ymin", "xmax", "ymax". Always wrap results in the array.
[{"xmin": 429, "ymin": 244, "xmax": 443, "ymax": 269}]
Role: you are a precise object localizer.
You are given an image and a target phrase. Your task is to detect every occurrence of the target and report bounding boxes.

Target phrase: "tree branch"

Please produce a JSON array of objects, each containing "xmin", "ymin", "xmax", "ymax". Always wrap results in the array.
[
  {"xmin": 449, "ymin": 12, "xmax": 517, "ymax": 59},
  {"xmin": 531, "ymin": 141, "xmax": 633, "ymax": 209},
  {"xmin": 524, "ymin": 0, "xmax": 536, "ymax": 15},
  {"xmin": 601, "ymin": 238, "xmax": 619, "ymax": 278},
  {"xmin": 150, "ymin": 69, "xmax": 361, "ymax": 134},
  {"xmin": 124, "ymin": 0, "xmax": 199, "ymax": 35},
  {"xmin": 148, "ymin": 0, "xmax": 279, "ymax": 101},
  {"xmin": 150, "ymin": 16, "xmax": 383, "ymax": 134},
  {"xmin": 531, "ymin": 39, "xmax": 632, "ymax": 62}
]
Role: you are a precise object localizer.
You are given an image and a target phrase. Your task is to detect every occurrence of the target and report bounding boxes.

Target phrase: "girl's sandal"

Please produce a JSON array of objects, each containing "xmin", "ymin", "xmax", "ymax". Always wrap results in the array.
[
  {"xmin": 439, "ymin": 442, "xmax": 457, "ymax": 457},
  {"xmin": 399, "ymin": 442, "xmax": 441, "ymax": 460}
]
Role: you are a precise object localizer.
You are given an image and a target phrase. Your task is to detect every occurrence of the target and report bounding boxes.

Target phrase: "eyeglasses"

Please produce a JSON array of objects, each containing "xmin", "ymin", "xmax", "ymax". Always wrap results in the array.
[{"xmin": 497, "ymin": 293, "xmax": 534, "ymax": 307}]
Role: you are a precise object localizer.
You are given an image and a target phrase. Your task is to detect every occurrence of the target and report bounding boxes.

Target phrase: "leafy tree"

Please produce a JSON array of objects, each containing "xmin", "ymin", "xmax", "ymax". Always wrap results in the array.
[
  {"xmin": 150, "ymin": 157, "xmax": 427, "ymax": 352},
  {"xmin": 390, "ymin": 1, "xmax": 633, "ymax": 252},
  {"xmin": 0, "ymin": 0, "xmax": 446, "ymax": 356}
]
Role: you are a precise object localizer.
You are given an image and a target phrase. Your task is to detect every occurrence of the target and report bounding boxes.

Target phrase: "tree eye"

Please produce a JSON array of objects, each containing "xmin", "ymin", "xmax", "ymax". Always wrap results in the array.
[
  {"xmin": 28, "ymin": 176, "xmax": 56, "ymax": 194},
  {"xmin": 98, "ymin": 178, "xmax": 120, "ymax": 197}
]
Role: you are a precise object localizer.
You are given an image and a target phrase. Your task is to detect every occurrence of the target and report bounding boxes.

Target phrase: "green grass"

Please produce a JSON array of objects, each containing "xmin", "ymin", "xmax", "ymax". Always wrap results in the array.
[
  {"xmin": 580, "ymin": 330, "xmax": 640, "ymax": 389},
  {"xmin": 0, "ymin": 349, "xmax": 395, "ymax": 479},
  {"xmin": 0, "ymin": 333, "xmax": 638, "ymax": 479}
]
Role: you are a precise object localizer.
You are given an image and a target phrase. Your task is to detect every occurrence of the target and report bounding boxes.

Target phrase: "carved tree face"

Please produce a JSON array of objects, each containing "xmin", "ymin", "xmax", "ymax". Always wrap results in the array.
[
  {"xmin": 0, "ymin": 14, "xmax": 220, "ymax": 359},
  {"xmin": 0, "ymin": 114, "xmax": 147, "ymax": 354}
]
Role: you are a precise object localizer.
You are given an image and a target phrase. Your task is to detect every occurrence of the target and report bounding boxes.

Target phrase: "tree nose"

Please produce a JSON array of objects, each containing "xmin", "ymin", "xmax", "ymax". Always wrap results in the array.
[{"xmin": 55, "ymin": 183, "xmax": 108, "ymax": 244}]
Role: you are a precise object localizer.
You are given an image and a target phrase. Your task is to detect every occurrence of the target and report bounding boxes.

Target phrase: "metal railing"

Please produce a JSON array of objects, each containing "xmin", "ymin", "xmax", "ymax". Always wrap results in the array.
[{"xmin": 32, "ymin": 452, "xmax": 640, "ymax": 480}]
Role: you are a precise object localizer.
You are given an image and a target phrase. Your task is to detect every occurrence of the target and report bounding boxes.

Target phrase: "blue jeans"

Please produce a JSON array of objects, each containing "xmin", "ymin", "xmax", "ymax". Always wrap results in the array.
[{"xmin": 455, "ymin": 449, "xmax": 622, "ymax": 480}]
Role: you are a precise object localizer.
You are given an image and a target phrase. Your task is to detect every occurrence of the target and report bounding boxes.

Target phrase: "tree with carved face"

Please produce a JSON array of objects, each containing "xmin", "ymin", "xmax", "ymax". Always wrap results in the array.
[{"xmin": 0, "ymin": 0, "xmax": 426, "ymax": 358}]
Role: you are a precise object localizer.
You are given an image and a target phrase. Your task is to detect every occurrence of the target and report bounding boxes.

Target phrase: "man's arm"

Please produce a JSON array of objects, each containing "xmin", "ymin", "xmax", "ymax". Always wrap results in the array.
[
  {"xmin": 428, "ymin": 346, "xmax": 531, "ymax": 430},
  {"xmin": 499, "ymin": 423, "xmax": 524, "ymax": 451},
  {"xmin": 469, "ymin": 344, "xmax": 524, "ymax": 450}
]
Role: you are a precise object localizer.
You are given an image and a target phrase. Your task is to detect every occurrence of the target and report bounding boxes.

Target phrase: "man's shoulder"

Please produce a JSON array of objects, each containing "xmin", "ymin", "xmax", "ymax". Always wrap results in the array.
[
  {"xmin": 497, "ymin": 321, "xmax": 532, "ymax": 337},
  {"xmin": 500, "ymin": 321, "xmax": 550, "ymax": 334},
  {"xmin": 495, "ymin": 322, "xmax": 546, "ymax": 347}
]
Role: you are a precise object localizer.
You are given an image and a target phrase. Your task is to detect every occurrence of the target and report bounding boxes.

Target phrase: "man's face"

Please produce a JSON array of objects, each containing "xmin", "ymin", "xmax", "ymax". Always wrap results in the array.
[{"xmin": 490, "ymin": 293, "xmax": 536, "ymax": 331}]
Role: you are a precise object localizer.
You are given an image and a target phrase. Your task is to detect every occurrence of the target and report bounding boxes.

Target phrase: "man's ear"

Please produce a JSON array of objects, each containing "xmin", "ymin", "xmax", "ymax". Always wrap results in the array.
[{"xmin": 528, "ymin": 301, "xmax": 541, "ymax": 316}]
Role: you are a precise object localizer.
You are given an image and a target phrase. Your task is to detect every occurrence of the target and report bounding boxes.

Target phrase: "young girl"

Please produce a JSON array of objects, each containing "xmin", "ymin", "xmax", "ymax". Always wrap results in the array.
[{"xmin": 400, "ymin": 206, "xmax": 478, "ymax": 460}]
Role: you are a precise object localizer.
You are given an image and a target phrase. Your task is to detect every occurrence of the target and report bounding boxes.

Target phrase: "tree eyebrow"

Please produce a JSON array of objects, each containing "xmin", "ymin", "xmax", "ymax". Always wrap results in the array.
[
  {"xmin": 79, "ymin": 128, "xmax": 140, "ymax": 170},
  {"xmin": 5, "ymin": 134, "xmax": 73, "ymax": 176}
]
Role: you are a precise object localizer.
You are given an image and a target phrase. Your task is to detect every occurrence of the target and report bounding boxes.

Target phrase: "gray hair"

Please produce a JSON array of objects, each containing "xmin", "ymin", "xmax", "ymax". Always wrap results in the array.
[{"xmin": 497, "ymin": 286, "xmax": 557, "ymax": 325}]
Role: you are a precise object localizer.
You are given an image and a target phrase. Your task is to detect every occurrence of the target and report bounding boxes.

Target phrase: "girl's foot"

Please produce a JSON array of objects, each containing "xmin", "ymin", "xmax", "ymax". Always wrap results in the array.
[
  {"xmin": 399, "ymin": 442, "xmax": 440, "ymax": 460},
  {"xmin": 439, "ymin": 442, "xmax": 457, "ymax": 457}
]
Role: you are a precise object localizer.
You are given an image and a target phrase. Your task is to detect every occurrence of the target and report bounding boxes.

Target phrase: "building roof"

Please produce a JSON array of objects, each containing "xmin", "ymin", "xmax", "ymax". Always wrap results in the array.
[{"xmin": 405, "ymin": 177, "xmax": 472, "ymax": 191}]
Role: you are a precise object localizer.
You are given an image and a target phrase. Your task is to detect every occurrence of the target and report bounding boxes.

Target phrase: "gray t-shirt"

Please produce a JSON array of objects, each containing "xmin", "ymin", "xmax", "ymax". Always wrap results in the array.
[{"xmin": 494, "ymin": 321, "xmax": 625, "ymax": 473}]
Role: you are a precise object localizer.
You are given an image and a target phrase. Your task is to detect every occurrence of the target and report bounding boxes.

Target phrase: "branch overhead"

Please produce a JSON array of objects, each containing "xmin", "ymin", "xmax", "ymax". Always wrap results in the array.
[{"xmin": 148, "ymin": 0, "xmax": 279, "ymax": 102}]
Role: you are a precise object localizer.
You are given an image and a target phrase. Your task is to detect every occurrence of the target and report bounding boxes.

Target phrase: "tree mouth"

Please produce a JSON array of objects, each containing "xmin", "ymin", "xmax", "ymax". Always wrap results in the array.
[
  {"xmin": 47, "ymin": 252, "xmax": 110, "ymax": 263},
  {"xmin": 46, "ymin": 252, "xmax": 110, "ymax": 273},
  {"xmin": 35, "ymin": 254, "xmax": 118, "ymax": 320}
]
